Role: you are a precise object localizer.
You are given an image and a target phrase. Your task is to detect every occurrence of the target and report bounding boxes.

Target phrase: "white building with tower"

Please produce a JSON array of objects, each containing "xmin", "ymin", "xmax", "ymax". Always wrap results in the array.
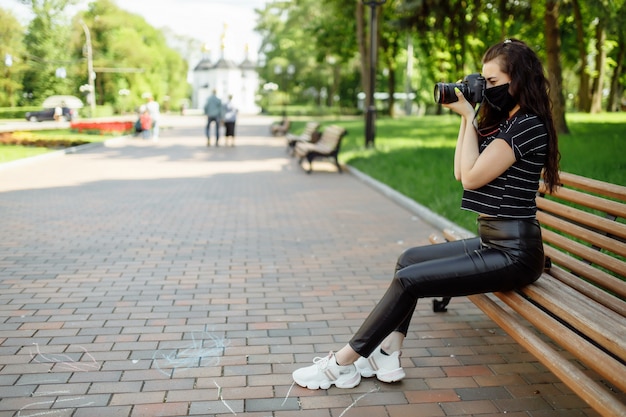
[{"xmin": 192, "ymin": 25, "xmax": 260, "ymax": 114}]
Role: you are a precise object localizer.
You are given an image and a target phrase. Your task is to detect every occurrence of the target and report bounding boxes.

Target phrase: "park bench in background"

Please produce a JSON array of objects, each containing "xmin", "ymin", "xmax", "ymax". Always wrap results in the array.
[
  {"xmin": 429, "ymin": 172, "xmax": 626, "ymax": 416},
  {"xmin": 270, "ymin": 117, "xmax": 290, "ymax": 136},
  {"xmin": 286, "ymin": 121, "xmax": 320, "ymax": 155},
  {"xmin": 294, "ymin": 125, "xmax": 347, "ymax": 174}
]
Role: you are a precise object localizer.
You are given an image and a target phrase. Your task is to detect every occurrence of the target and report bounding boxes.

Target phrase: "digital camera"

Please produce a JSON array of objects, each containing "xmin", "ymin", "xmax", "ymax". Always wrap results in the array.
[{"xmin": 434, "ymin": 73, "xmax": 486, "ymax": 104}]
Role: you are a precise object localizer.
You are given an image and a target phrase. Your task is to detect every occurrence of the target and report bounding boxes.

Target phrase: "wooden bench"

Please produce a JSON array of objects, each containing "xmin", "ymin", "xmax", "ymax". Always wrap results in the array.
[
  {"xmin": 428, "ymin": 172, "xmax": 626, "ymax": 416},
  {"xmin": 286, "ymin": 121, "xmax": 321, "ymax": 155},
  {"xmin": 294, "ymin": 125, "xmax": 347, "ymax": 174},
  {"xmin": 270, "ymin": 117, "xmax": 290, "ymax": 136}
]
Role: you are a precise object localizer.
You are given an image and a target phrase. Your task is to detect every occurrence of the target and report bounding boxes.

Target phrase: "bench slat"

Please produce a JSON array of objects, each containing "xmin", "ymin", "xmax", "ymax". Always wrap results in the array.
[
  {"xmin": 537, "ymin": 211, "xmax": 626, "ymax": 257},
  {"xmin": 537, "ymin": 197, "xmax": 626, "ymax": 240},
  {"xmin": 470, "ymin": 292, "xmax": 626, "ymax": 416},
  {"xmin": 493, "ymin": 290, "xmax": 626, "ymax": 394},
  {"xmin": 519, "ymin": 274, "xmax": 626, "ymax": 362},
  {"xmin": 541, "ymin": 228, "xmax": 626, "ymax": 276},
  {"xmin": 544, "ymin": 245, "xmax": 626, "ymax": 300},
  {"xmin": 539, "ymin": 183, "xmax": 626, "ymax": 219},
  {"xmin": 559, "ymin": 171, "xmax": 626, "ymax": 200},
  {"xmin": 428, "ymin": 233, "xmax": 447, "ymax": 244}
]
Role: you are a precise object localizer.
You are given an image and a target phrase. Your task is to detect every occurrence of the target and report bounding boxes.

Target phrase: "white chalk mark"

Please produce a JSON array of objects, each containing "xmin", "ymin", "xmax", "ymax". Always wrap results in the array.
[
  {"xmin": 30, "ymin": 344, "xmax": 99, "ymax": 372},
  {"xmin": 338, "ymin": 386, "xmax": 380, "ymax": 417},
  {"xmin": 31, "ymin": 390, "xmax": 70, "ymax": 397},
  {"xmin": 213, "ymin": 380, "xmax": 237, "ymax": 415},
  {"xmin": 18, "ymin": 396, "xmax": 95, "ymax": 416},
  {"xmin": 152, "ymin": 329, "xmax": 229, "ymax": 377},
  {"xmin": 17, "ymin": 399, "xmax": 54, "ymax": 416},
  {"xmin": 281, "ymin": 381, "xmax": 296, "ymax": 406},
  {"xmin": 18, "ymin": 409, "xmax": 68, "ymax": 417}
]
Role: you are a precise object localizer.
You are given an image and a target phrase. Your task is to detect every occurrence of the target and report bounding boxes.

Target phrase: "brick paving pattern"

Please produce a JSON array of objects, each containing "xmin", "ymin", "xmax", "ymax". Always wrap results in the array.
[{"xmin": 0, "ymin": 115, "xmax": 605, "ymax": 416}]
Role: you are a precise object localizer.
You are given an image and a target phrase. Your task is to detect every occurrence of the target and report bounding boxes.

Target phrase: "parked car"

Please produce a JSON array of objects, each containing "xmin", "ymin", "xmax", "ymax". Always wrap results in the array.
[{"xmin": 25, "ymin": 107, "xmax": 77, "ymax": 122}]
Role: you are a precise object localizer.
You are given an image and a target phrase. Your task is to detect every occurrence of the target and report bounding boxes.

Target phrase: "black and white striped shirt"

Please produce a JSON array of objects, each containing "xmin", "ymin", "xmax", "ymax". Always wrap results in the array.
[{"xmin": 461, "ymin": 113, "xmax": 548, "ymax": 218}]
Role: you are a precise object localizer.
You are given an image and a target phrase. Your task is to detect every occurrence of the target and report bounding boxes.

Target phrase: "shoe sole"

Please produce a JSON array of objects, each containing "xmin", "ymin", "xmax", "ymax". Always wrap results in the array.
[
  {"xmin": 294, "ymin": 372, "xmax": 361, "ymax": 390},
  {"xmin": 358, "ymin": 367, "xmax": 406, "ymax": 383},
  {"xmin": 375, "ymin": 368, "xmax": 406, "ymax": 383}
]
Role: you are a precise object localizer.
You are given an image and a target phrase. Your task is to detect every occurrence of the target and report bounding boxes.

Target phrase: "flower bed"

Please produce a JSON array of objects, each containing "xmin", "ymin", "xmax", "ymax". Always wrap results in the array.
[
  {"xmin": 0, "ymin": 131, "xmax": 89, "ymax": 148},
  {"xmin": 70, "ymin": 120, "xmax": 134, "ymax": 135}
]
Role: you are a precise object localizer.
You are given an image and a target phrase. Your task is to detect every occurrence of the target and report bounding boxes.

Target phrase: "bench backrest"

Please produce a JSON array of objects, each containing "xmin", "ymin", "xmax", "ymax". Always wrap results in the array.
[
  {"xmin": 302, "ymin": 122, "xmax": 321, "ymax": 142},
  {"xmin": 317, "ymin": 125, "xmax": 347, "ymax": 151},
  {"xmin": 537, "ymin": 172, "xmax": 626, "ymax": 314}
]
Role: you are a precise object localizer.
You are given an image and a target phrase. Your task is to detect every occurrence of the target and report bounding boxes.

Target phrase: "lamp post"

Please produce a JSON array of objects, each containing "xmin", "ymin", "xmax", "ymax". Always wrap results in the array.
[
  {"xmin": 274, "ymin": 64, "xmax": 295, "ymax": 117},
  {"xmin": 79, "ymin": 20, "xmax": 96, "ymax": 116},
  {"xmin": 362, "ymin": 0, "xmax": 386, "ymax": 148},
  {"xmin": 274, "ymin": 65, "xmax": 283, "ymax": 116}
]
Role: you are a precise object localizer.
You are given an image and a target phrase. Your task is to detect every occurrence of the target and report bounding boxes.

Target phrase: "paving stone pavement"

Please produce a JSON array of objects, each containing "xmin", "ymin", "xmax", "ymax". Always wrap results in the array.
[{"xmin": 0, "ymin": 115, "xmax": 602, "ymax": 416}]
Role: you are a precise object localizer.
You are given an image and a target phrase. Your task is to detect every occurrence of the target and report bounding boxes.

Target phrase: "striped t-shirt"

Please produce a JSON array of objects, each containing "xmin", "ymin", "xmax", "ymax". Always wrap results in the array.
[{"xmin": 461, "ymin": 113, "xmax": 548, "ymax": 218}]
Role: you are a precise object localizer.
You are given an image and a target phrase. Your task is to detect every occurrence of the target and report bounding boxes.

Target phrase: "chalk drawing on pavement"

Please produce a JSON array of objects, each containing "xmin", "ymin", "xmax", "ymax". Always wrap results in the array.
[{"xmin": 152, "ymin": 328, "xmax": 229, "ymax": 377}]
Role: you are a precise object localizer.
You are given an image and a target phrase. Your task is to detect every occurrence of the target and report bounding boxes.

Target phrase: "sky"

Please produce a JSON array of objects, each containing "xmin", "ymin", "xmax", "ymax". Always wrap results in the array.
[{"xmin": 0, "ymin": 0, "xmax": 270, "ymax": 64}]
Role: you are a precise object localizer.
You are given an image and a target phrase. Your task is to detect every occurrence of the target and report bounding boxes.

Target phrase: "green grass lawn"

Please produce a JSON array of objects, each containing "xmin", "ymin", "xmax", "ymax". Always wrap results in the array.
[
  {"xmin": 0, "ymin": 146, "xmax": 51, "ymax": 163},
  {"xmin": 293, "ymin": 112, "xmax": 626, "ymax": 231},
  {"xmin": 0, "ymin": 129, "xmax": 120, "ymax": 164}
]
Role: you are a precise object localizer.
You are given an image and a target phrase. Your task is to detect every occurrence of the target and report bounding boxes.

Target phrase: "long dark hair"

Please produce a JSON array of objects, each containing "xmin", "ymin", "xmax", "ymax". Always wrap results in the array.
[{"xmin": 477, "ymin": 39, "xmax": 560, "ymax": 193}]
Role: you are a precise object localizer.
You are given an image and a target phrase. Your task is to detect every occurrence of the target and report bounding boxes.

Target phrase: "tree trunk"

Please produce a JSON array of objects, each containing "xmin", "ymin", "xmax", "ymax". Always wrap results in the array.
[
  {"xmin": 387, "ymin": 64, "xmax": 396, "ymax": 117},
  {"xmin": 571, "ymin": 0, "xmax": 591, "ymax": 112},
  {"xmin": 590, "ymin": 20, "xmax": 606, "ymax": 114},
  {"xmin": 545, "ymin": 0, "xmax": 569, "ymax": 134},
  {"xmin": 607, "ymin": 36, "xmax": 625, "ymax": 112}
]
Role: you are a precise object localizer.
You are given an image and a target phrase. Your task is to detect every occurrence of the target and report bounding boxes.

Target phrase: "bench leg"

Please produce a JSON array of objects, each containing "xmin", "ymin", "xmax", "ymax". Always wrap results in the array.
[
  {"xmin": 433, "ymin": 297, "xmax": 451, "ymax": 312},
  {"xmin": 334, "ymin": 156, "xmax": 342, "ymax": 173}
]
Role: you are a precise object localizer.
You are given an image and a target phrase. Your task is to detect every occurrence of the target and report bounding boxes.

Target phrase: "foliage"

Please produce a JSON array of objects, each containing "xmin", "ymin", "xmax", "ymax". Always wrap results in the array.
[
  {"xmin": 254, "ymin": 0, "xmax": 626, "ymax": 117},
  {"xmin": 20, "ymin": 0, "xmax": 79, "ymax": 105},
  {"xmin": 70, "ymin": 0, "xmax": 189, "ymax": 112},
  {"xmin": 0, "ymin": 8, "xmax": 27, "ymax": 107},
  {"xmin": 255, "ymin": 0, "xmax": 362, "ymax": 109},
  {"xmin": 0, "ymin": 0, "xmax": 190, "ymax": 113}
]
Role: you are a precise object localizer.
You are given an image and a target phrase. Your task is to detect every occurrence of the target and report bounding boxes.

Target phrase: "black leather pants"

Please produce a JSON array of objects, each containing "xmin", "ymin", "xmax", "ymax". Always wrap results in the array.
[{"xmin": 349, "ymin": 217, "xmax": 545, "ymax": 357}]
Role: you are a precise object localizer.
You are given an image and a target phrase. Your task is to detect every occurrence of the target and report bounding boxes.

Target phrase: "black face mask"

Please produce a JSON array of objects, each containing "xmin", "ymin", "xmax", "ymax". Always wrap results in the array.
[{"xmin": 484, "ymin": 83, "xmax": 517, "ymax": 113}]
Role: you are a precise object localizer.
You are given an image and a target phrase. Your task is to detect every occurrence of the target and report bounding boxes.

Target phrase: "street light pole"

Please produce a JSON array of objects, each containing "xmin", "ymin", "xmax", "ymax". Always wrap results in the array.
[
  {"xmin": 363, "ymin": 0, "xmax": 386, "ymax": 148},
  {"xmin": 79, "ymin": 20, "xmax": 96, "ymax": 116}
]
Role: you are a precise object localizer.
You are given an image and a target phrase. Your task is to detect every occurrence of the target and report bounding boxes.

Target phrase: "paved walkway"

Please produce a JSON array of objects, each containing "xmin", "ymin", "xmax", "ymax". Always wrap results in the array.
[{"xmin": 0, "ymin": 115, "xmax": 598, "ymax": 416}]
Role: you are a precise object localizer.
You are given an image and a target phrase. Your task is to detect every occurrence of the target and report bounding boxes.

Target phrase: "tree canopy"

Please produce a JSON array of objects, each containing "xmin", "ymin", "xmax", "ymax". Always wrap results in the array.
[
  {"xmin": 254, "ymin": 0, "xmax": 626, "ymax": 120},
  {"xmin": 1, "ymin": 0, "xmax": 624, "ymax": 120},
  {"xmin": 1, "ymin": 0, "xmax": 190, "ymax": 112}
]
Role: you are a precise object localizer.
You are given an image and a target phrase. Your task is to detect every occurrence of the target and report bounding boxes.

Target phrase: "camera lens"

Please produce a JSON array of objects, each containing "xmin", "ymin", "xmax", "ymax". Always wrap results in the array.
[{"xmin": 434, "ymin": 83, "xmax": 458, "ymax": 104}]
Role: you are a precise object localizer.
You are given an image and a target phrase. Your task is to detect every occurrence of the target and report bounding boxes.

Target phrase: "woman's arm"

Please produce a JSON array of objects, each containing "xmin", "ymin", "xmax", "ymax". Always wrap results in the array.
[
  {"xmin": 453, "ymin": 117, "xmax": 467, "ymax": 181},
  {"xmin": 446, "ymin": 89, "xmax": 516, "ymax": 190}
]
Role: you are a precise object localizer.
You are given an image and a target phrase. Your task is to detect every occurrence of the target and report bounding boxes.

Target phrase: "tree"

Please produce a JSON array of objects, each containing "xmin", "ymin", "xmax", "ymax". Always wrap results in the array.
[
  {"xmin": 603, "ymin": 0, "xmax": 626, "ymax": 112},
  {"xmin": 545, "ymin": 0, "xmax": 569, "ymax": 134},
  {"xmin": 256, "ymin": 0, "xmax": 361, "ymax": 110},
  {"xmin": 570, "ymin": 0, "xmax": 591, "ymax": 111},
  {"xmin": 70, "ymin": 0, "xmax": 189, "ymax": 112},
  {"xmin": 20, "ymin": 0, "xmax": 79, "ymax": 104},
  {"xmin": 0, "ymin": 8, "xmax": 26, "ymax": 107}
]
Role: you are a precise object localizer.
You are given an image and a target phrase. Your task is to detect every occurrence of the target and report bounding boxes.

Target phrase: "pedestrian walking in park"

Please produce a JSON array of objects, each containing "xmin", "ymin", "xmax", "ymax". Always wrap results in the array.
[
  {"xmin": 292, "ymin": 38, "xmax": 561, "ymax": 390},
  {"xmin": 204, "ymin": 89, "xmax": 222, "ymax": 146},
  {"xmin": 139, "ymin": 107, "xmax": 152, "ymax": 140},
  {"xmin": 222, "ymin": 94, "xmax": 238, "ymax": 146},
  {"xmin": 145, "ymin": 94, "xmax": 161, "ymax": 141}
]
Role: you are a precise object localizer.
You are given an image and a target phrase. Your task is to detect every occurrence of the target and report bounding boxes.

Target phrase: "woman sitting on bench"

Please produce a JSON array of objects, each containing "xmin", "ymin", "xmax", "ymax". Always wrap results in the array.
[{"xmin": 292, "ymin": 38, "xmax": 561, "ymax": 390}]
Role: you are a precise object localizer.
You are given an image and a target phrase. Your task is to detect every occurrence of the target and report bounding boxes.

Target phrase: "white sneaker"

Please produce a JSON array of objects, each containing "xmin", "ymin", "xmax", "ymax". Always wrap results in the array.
[
  {"xmin": 355, "ymin": 348, "xmax": 405, "ymax": 383},
  {"xmin": 292, "ymin": 352, "xmax": 361, "ymax": 389}
]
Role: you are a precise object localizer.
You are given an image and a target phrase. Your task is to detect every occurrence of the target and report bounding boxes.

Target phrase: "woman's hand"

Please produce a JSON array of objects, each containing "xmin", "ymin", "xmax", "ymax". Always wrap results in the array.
[{"xmin": 443, "ymin": 88, "xmax": 476, "ymax": 119}]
